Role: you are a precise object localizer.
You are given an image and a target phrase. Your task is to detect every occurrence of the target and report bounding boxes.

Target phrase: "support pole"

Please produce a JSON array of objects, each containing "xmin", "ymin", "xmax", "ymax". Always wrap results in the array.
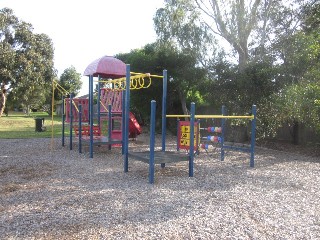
[
  {"xmin": 221, "ymin": 105, "xmax": 225, "ymax": 161},
  {"xmin": 97, "ymin": 75, "xmax": 101, "ymax": 128},
  {"xmin": 78, "ymin": 105, "xmax": 82, "ymax": 153},
  {"xmin": 250, "ymin": 105, "xmax": 257, "ymax": 167},
  {"xmin": 62, "ymin": 96, "xmax": 65, "ymax": 147},
  {"xmin": 161, "ymin": 69, "xmax": 167, "ymax": 168},
  {"xmin": 89, "ymin": 75, "xmax": 94, "ymax": 158},
  {"xmin": 122, "ymin": 89, "xmax": 125, "ymax": 155},
  {"xmin": 108, "ymin": 104, "xmax": 112, "ymax": 150},
  {"xmin": 69, "ymin": 93, "xmax": 73, "ymax": 150},
  {"xmin": 189, "ymin": 102, "xmax": 195, "ymax": 177},
  {"xmin": 124, "ymin": 65, "xmax": 130, "ymax": 172},
  {"xmin": 149, "ymin": 100, "xmax": 156, "ymax": 184}
]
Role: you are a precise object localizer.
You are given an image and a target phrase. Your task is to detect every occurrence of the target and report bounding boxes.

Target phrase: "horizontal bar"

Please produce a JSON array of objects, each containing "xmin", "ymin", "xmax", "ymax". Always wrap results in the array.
[
  {"xmin": 95, "ymin": 73, "xmax": 151, "ymax": 83},
  {"xmin": 130, "ymin": 72, "xmax": 163, "ymax": 78},
  {"xmin": 166, "ymin": 114, "xmax": 254, "ymax": 119}
]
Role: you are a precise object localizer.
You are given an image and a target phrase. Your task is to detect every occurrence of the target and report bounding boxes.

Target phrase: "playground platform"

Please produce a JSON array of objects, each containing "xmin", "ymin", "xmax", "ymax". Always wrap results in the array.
[{"xmin": 128, "ymin": 151, "xmax": 189, "ymax": 164}]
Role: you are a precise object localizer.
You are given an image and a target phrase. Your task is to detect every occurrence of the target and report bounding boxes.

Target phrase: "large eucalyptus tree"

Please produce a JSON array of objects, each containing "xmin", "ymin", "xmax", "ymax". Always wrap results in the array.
[{"xmin": 154, "ymin": 0, "xmax": 280, "ymax": 70}]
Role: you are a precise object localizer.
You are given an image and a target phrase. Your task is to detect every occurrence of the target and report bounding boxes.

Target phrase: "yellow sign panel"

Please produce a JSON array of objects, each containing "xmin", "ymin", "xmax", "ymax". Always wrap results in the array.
[
  {"xmin": 180, "ymin": 125, "xmax": 198, "ymax": 147},
  {"xmin": 181, "ymin": 125, "xmax": 190, "ymax": 133}
]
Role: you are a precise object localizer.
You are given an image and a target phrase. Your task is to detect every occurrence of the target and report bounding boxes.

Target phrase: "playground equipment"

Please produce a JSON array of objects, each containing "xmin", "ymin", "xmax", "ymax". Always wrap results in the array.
[
  {"xmin": 177, "ymin": 120, "xmax": 200, "ymax": 151},
  {"xmin": 98, "ymin": 88, "xmax": 141, "ymax": 140},
  {"xmin": 198, "ymin": 124, "xmax": 222, "ymax": 154},
  {"xmin": 122, "ymin": 65, "xmax": 197, "ymax": 184},
  {"xmin": 56, "ymin": 56, "xmax": 257, "ymax": 184},
  {"xmin": 53, "ymin": 56, "xmax": 142, "ymax": 155},
  {"xmin": 64, "ymin": 98, "xmax": 89, "ymax": 123},
  {"xmin": 51, "ymin": 80, "xmax": 76, "ymax": 146},
  {"xmin": 79, "ymin": 56, "xmax": 142, "ymax": 157},
  {"xmin": 122, "ymin": 64, "xmax": 257, "ymax": 184},
  {"xmin": 172, "ymin": 105, "xmax": 257, "ymax": 167}
]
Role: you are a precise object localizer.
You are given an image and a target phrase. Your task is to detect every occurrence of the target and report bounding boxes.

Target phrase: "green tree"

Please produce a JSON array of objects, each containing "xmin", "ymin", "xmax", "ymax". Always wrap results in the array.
[
  {"xmin": 154, "ymin": 0, "xmax": 302, "ymax": 117},
  {"xmin": 258, "ymin": 0, "xmax": 320, "ymax": 142},
  {"xmin": 59, "ymin": 66, "xmax": 82, "ymax": 97},
  {"xmin": 301, "ymin": 0, "xmax": 320, "ymax": 34},
  {"xmin": 117, "ymin": 42, "xmax": 207, "ymax": 123},
  {"xmin": 0, "ymin": 8, "xmax": 55, "ymax": 116},
  {"xmin": 259, "ymin": 80, "xmax": 320, "ymax": 143},
  {"xmin": 154, "ymin": 0, "xmax": 215, "ymax": 66},
  {"xmin": 155, "ymin": 0, "xmax": 283, "ymax": 70},
  {"xmin": 207, "ymin": 59, "xmax": 277, "ymax": 114},
  {"xmin": 116, "ymin": 45, "xmax": 161, "ymax": 124},
  {"xmin": 155, "ymin": 42, "xmax": 207, "ymax": 116}
]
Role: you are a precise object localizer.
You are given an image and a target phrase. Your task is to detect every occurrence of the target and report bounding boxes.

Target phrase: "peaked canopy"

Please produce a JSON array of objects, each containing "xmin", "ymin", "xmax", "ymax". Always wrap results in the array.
[{"xmin": 83, "ymin": 56, "xmax": 126, "ymax": 78}]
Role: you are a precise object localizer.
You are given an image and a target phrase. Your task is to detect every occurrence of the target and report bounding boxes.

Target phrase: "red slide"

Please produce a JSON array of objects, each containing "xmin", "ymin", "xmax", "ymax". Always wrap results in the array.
[{"xmin": 129, "ymin": 112, "xmax": 142, "ymax": 138}]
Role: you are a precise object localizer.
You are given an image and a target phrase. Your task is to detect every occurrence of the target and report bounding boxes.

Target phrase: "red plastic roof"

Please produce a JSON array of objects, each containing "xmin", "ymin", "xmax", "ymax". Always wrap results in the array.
[{"xmin": 83, "ymin": 56, "xmax": 126, "ymax": 78}]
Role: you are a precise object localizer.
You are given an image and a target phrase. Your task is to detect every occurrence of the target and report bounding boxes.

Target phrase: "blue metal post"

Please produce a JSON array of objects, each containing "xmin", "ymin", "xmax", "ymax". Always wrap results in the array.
[
  {"xmin": 89, "ymin": 75, "xmax": 94, "ymax": 158},
  {"xmin": 161, "ymin": 69, "xmax": 167, "ymax": 168},
  {"xmin": 250, "ymin": 105, "xmax": 257, "ymax": 167},
  {"xmin": 88, "ymin": 77, "xmax": 91, "ymax": 126},
  {"xmin": 98, "ymin": 75, "xmax": 101, "ymax": 128},
  {"xmin": 69, "ymin": 93, "xmax": 73, "ymax": 150},
  {"xmin": 108, "ymin": 104, "xmax": 112, "ymax": 150},
  {"xmin": 62, "ymin": 96, "xmax": 65, "ymax": 147},
  {"xmin": 78, "ymin": 105, "xmax": 82, "ymax": 153},
  {"xmin": 221, "ymin": 105, "xmax": 225, "ymax": 161},
  {"xmin": 189, "ymin": 102, "xmax": 195, "ymax": 177},
  {"xmin": 122, "ymin": 90, "xmax": 125, "ymax": 155},
  {"xmin": 149, "ymin": 100, "xmax": 156, "ymax": 184},
  {"xmin": 124, "ymin": 65, "xmax": 130, "ymax": 172}
]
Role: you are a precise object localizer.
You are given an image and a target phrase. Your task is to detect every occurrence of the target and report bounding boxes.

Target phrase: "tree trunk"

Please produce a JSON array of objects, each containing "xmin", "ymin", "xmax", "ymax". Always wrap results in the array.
[
  {"xmin": 27, "ymin": 105, "xmax": 30, "ymax": 116},
  {"xmin": 196, "ymin": 0, "xmax": 261, "ymax": 71},
  {"xmin": 0, "ymin": 86, "xmax": 7, "ymax": 117},
  {"xmin": 237, "ymin": 44, "xmax": 249, "ymax": 72},
  {"xmin": 178, "ymin": 90, "xmax": 189, "ymax": 120},
  {"xmin": 292, "ymin": 121, "xmax": 299, "ymax": 145}
]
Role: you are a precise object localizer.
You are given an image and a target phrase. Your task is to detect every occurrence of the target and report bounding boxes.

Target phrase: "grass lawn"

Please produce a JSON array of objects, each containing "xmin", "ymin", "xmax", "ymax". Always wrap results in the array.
[{"xmin": 0, "ymin": 111, "xmax": 69, "ymax": 139}]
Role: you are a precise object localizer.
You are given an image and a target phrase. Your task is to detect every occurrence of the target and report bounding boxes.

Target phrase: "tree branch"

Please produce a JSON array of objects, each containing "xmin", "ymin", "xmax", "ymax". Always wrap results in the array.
[{"xmin": 245, "ymin": 0, "xmax": 262, "ymax": 39}]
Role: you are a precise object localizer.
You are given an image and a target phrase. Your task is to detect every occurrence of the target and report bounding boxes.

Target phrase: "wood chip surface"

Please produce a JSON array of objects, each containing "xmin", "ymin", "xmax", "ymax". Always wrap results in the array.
[{"xmin": 0, "ymin": 134, "xmax": 319, "ymax": 239}]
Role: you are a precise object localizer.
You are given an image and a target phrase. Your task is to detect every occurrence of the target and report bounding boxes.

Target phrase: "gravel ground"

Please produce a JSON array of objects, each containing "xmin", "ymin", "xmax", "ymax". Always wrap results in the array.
[{"xmin": 0, "ymin": 134, "xmax": 320, "ymax": 239}]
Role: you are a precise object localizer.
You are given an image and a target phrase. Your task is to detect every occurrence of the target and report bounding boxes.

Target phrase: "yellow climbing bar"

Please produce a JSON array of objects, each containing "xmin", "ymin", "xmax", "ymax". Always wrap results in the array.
[
  {"xmin": 62, "ymin": 98, "xmax": 80, "ymax": 114},
  {"xmin": 94, "ymin": 72, "xmax": 162, "ymax": 90},
  {"xmin": 99, "ymin": 100, "xmax": 109, "ymax": 112},
  {"xmin": 71, "ymin": 100, "xmax": 79, "ymax": 113},
  {"xmin": 96, "ymin": 73, "xmax": 152, "ymax": 90},
  {"xmin": 166, "ymin": 114, "xmax": 255, "ymax": 119},
  {"xmin": 53, "ymin": 79, "xmax": 69, "ymax": 95},
  {"xmin": 117, "ymin": 73, "xmax": 151, "ymax": 82},
  {"xmin": 53, "ymin": 79, "xmax": 79, "ymax": 112},
  {"xmin": 130, "ymin": 72, "xmax": 164, "ymax": 78}
]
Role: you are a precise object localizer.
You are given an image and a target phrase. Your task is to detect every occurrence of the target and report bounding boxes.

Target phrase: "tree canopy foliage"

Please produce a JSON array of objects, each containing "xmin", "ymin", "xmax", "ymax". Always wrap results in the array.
[
  {"xmin": 117, "ymin": 42, "xmax": 207, "ymax": 127},
  {"xmin": 153, "ymin": 0, "xmax": 320, "ymax": 142},
  {"xmin": 58, "ymin": 66, "xmax": 82, "ymax": 97},
  {"xmin": 155, "ymin": 0, "xmax": 288, "ymax": 70},
  {"xmin": 1, "ymin": 2, "xmax": 319, "ymax": 144},
  {"xmin": 260, "ymin": 0, "xmax": 320, "ymax": 141},
  {"xmin": 0, "ymin": 8, "xmax": 55, "ymax": 115}
]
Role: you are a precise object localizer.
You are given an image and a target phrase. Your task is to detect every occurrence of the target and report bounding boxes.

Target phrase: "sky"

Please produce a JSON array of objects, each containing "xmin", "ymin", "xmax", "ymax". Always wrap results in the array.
[{"xmin": 0, "ymin": 0, "xmax": 165, "ymax": 96}]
